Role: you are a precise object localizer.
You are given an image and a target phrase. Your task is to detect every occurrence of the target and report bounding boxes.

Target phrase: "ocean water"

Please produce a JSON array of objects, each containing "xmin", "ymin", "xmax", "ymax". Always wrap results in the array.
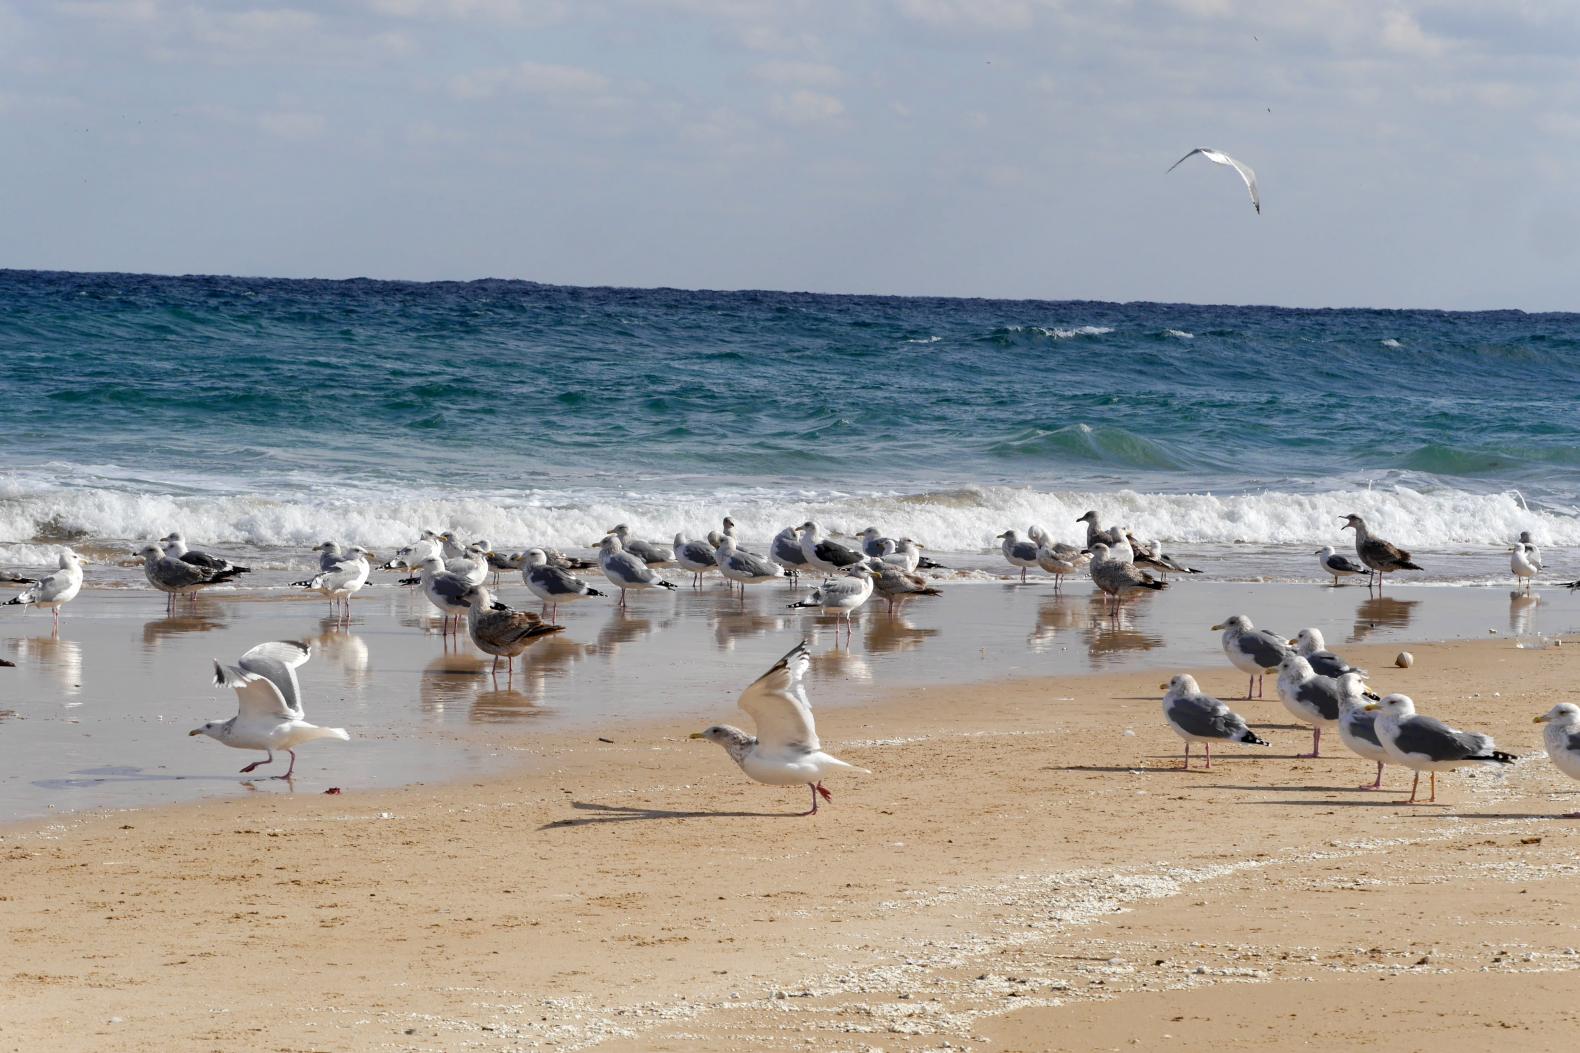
[{"xmin": 3, "ymin": 268, "xmax": 1579, "ymax": 580}]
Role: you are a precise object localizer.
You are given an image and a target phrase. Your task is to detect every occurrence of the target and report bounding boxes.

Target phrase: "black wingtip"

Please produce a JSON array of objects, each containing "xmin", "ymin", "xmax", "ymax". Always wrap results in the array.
[
  {"xmin": 1482, "ymin": 751, "xmax": 1517, "ymax": 764},
  {"xmin": 586, "ymin": 586, "xmax": 607, "ymax": 597},
  {"xmin": 1242, "ymin": 731, "xmax": 1270, "ymax": 746}
]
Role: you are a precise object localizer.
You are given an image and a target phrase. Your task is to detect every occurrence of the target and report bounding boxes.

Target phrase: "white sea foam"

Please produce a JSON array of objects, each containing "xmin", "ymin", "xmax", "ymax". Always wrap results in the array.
[
  {"xmin": 3, "ymin": 473, "xmax": 1577, "ymax": 563},
  {"xmin": 1165, "ymin": 328, "xmax": 1194, "ymax": 339},
  {"xmin": 1380, "ymin": 338, "xmax": 1404, "ymax": 348}
]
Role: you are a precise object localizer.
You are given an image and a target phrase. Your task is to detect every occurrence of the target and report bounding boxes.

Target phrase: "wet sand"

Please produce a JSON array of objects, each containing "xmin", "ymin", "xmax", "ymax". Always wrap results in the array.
[
  {"xmin": 3, "ymin": 576, "xmax": 1575, "ymax": 821},
  {"xmin": 4, "ymin": 615, "xmax": 1580, "ymax": 1050}
]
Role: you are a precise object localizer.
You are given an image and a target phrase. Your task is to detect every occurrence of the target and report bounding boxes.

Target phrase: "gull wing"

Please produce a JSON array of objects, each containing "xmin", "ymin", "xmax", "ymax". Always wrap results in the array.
[
  {"xmin": 213, "ymin": 660, "xmax": 296, "ymax": 723},
  {"xmin": 737, "ymin": 640, "xmax": 819, "ymax": 753},
  {"xmin": 236, "ymin": 640, "xmax": 312, "ymax": 718},
  {"xmin": 1168, "ymin": 147, "xmax": 1260, "ymax": 214}
]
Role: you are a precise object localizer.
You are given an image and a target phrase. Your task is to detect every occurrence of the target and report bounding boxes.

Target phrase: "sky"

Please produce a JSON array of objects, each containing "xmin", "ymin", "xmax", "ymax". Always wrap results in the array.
[{"xmin": 2, "ymin": 0, "xmax": 1578, "ymax": 310}]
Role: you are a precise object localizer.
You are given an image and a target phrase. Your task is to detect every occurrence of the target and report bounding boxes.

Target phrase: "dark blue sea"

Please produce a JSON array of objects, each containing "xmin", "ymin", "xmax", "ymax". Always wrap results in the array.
[{"xmin": 3, "ymin": 269, "xmax": 1578, "ymax": 577}]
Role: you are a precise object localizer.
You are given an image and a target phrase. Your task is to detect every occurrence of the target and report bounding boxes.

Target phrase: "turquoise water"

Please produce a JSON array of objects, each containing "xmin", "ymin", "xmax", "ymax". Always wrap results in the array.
[{"xmin": 3, "ymin": 269, "xmax": 1579, "ymax": 571}]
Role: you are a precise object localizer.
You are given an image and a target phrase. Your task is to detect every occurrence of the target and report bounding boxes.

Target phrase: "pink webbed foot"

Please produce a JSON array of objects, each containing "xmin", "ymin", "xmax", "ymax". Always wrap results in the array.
[
  {"xmin": 239, "ymin": 756, "xmax": 271, "ymax": 774},
  {"xmin": 815, "ymin": 781, "xmax": 833, "ymax": 803}
]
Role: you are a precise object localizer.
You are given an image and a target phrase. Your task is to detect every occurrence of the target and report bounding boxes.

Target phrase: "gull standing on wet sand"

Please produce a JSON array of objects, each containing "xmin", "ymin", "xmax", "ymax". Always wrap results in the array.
[
  {"xmin": 466, "ymin": 585, "xmax": 565, "ymax": 683},
  {"xmin": 598, "ymin": 534, "xmax": 678, "ymax": 606},
  {"xmin": 607, "ymin": 524, "xmax": 675, "ymax": 568},
  {"xmin": 1160, "ymin": 673, "xmax": 1269, "ymax": 770},
  {"xmin": 161, "ymin": 532, "xmax": 250, "ymax": 578},
  {"xmin": 5, "ymin": 548, "xmax": 88, "ymax": 634},
  {"xmin": 137, "ymin": 543, "xmax": 245, "ymax": 610},
  {"xmin": 194, "ymin": 641, "xmax": 349, "ymax": 780},
  {"xmin": 415, "ymin": 555, "xmax": 480, "ymax": 636},
  {"xmin": 1213, "ymin": 614, "xmax": 1294, "ymax": 699},
  {"xmin": 996, "ymin": 529, "xmax": 1041, "ymax": 583},
  {"xmin": 1367, "ymin": 694, "xmax": 1514, "ymax": 804},
  {"xmin": 1534, "ymin": 704, "xmax": 1580, "ymax": 816},
  {"xmin": 1076, "ymin": 510, "xmax": 1124, "ymax": 548},
  {"xmin": 1338, "ymin": 690, "xmax": 1392, "ymax": 790},
  {"xmin": 1314, "ymin": 545, "xmax": 1370, "ymax": 586},
  {"xmin": 770, "ymin": 526, "xmax": 811, "ymax": 580},
  {"xmin": 691, "ymin": 640, "xmax": 869, "ymax": 815},
  {"xmin": 1339, "ymin": 514, "xmax": 1422, "ymax": 590},
  {"xmin": 1029, "ymin": 528, "xmax": 1089, "ymax": 591},
  {"xmin": 523, "ymin": 548, "xmax": 605, "ymax": 618},
  {"xmin": 299, "ymin": 546, "xmax": 372, "ymax": 621},
  {"xmin": 788, "ymin": 564, "xmax": 876, "ymax": 638},
  {"xmin": 1511, "ymin": 540, "xmax": 1540, "ymax": 590},
  {"xmin": 672, "ymin": 533, "xmax": 718, "ymax": 587},
  {"xmin": 797, "ymin": 522, "xmax": 866, "ymax": 575},
  {"xmin": 865, "ymin": 557, "xmax": 941, "ymax": 613},
  {"xmin": 1088, "ymin": 542, "xmax": 1167, "ymax": 610},
  {"xmin": 714, "ymin": 535, "xmax": 784, "ymax": 599}
]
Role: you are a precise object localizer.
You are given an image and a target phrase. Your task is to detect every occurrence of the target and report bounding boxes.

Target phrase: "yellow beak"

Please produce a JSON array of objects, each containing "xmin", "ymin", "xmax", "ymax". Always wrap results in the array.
[
  {"xmin": 1364, "ymin": 703, "xmax": 1379, "ymax": 712},
  {"xmin": 1158, "ymin": 682, "xmax": 1169, "ymax": 690},
  {"xmin": 1534, "ymin": 716, "xmax": 1548, "ymax": 724},
  {"xmin": 1210, "ymin": 623, "xmax": 1225, "ymax": 631},
  {"xmin": 1287, "ymin": 639, "xmax": 1298, "ymax": 645},
  {"xmin": 188, "ymin": 728, "xmax": 203, "ymax": 736},
  {"xmin": 688, "ymin": 731, "xmax": 705, "ymax": 739}
]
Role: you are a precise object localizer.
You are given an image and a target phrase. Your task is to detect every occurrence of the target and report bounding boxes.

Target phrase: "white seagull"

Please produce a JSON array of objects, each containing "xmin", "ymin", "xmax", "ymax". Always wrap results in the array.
[
  {"xmin": 1315, "ymin": 545, "xmax": 1370, "ymax": 586},
  {"xmin": 1167, "ymin": 147, "xmax": 1260, "ymax": 214},
  {"xmin": 598, "ymin": 534, "xmax": 678, "ymax": 606},
  {"xmin": 787, "ymin": 564, "xmax": 876, "ymax": 638},
  {"xmin": 193, "ymin": 641, "xmax": 349, "ymax": 779},
  {"xmin": 1534, "ymin": 703, "xmax": 1580, "ymax": 817},
  {"xmin": 691, "ymin": 640, "xmax": 869, "ymax": 815},
  {"xmin": 1367, "ymin": 694, "xmax": 1515, "ymax": 803},
  {"xmin": 1160, "ymin": 673, "xmax": 1269, "ymax": 770},
  {"xmin": 5, "ymin": 548, "xmax": 88, "ymax": 633}
]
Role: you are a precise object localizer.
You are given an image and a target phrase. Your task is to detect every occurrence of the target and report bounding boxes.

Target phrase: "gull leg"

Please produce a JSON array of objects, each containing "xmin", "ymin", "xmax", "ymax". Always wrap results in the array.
[
  {"xmin": 1406, "ymin": 770, "xmax": 1421, "ymax": 804},
  {"xmin": 1360, "ymin": 761, "xmax": 1385, "ymax": 789},
  {"xmin": 1182, "ymin": 742, "xmax": 1191, "ymax": 770},
  {"xmin": 619, "ymin": 588, "xmax": 628, "ymax": 608},
  {"xmin": 1203, "ymin": 742, "xmax": 1213, "ymax": 770},
  {"xmin": 272, "ymin": 750, "xmax": 297, "ymax": 780},
  {"xmin": 1246, "ymin": 674, "xmax": 1255, "ymax": 700},
  {"xmin": 815, "ymin": 781, "xmax": 832, "ymax": 803},
  {"xmin": 1428, "ymin": 771, "xmax": 1437, "ymax": 803},
  {"xmin": 803, "ymin": 783, "xmax": 819, "ymax": 816},
  {"xmin": 240, "ymin": 752, "xmax": 274, "ymax": 774},
  {"xmin": 1298, "ymin": 727, "xmax": 1321, "ymax": 759}
]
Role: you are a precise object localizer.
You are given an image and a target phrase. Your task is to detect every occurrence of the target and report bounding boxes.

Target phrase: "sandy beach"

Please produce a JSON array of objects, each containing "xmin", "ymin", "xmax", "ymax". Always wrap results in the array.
[{"xmin": 5, "ymin": 604, "xmax": 1580, "ymax": 1051}]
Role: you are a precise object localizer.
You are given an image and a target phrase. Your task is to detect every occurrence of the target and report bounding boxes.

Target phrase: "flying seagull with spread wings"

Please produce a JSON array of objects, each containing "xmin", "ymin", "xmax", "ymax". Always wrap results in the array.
[{"xmin": 1167, "ymin": 147, "xmax": 1260, "ymax": 214}]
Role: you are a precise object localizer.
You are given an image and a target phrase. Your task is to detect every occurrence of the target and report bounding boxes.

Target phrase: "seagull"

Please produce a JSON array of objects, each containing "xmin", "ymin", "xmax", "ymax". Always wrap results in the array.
[
  {"xmin": 5, "ymin": 548, "xmax": 88, "ymax": 633},
  {"xmin": 194, "ymin": 641, "xmax": 348, "ymax": 779},
  {"xmin": 522, "ymin": 548, "xmax": 605, "ymax": 618},
  {"xmin": 1212, "ymin": 613, "xmax": 1294, "ymax": 699},
  {"xmin": 672, "ymin": 532, "xmax": 719, "ymax": 587},
  {"xmin": 415, "ymin": 555, "xmax": 480, "ymax": 635},
  {"xmin": 788, "ymin": 564, "xmax": 876, "ymax": 638},
  {"xmin": 1339, "ymin": 514, "xmax": 1422, "ymax": 591},
  {"xmin": 1125, "ymin": 532, "xmax": 1200, "ymax": 576},
  {"xmin": 1314, "ymin": 544, "xmax": 1370, "ymax": 586},
  {"xmin": 1367, "ymin": 694, "xmax": 1515, "ymax": 803},
  {"xmin": 1275, "ymin": 656, "xmax": 1365, "ymax": 758},
  {"xmin": 1088, "ymin": 542, "xmax": 1167, "ymax": 610},
  {"xmin": 1511, "ymin": 542, "xmax": 1540, "ymax": 590},
  {"xmin": 1534, "ymin": 703, "xmax": 1580, "ymax": 817},
  {"xmin": 1337, "ymin": 688, "xmax": 1392, "ymax": 790},
  {"xmin": 865, "ymin": 557, "xmax": 940, "ymax": 613},
  {"xmin": 859, "ymin": 527, "xmax": 898, "ymax": 559},
  {"xmin": 1076, "ymin": 510, "xmax": 1124, "ymax": 548},
  {"xmin": 690, "ymin": 640, "xmax": 868, "ymax": 815},
  {"xmin": 444, "ymin": 544, "xmax": 490, "ymax": 587},
  {"xmin": 161, "ymin": 532, "xmax": 250, "ymax": 577},
  {"xmin": 598, "ymin": 534, "xmax": 678, "ymax": 606},
  {"xmin": 1160, "ymin": 673, "xmax": 1269, "ymax": 770},
  {"xmin": 437, "ymin": 531, "xmax": 469, "ymax": 561},
  {"xmin": 770, "ymin": 526, "xmax": 812, "ymax": 580},
  {"xmin": 309, "ymin": 541, "xmax": 345, "ymax": 573},
  {"xmin": 714, "ymin": 535, "xmax": 784, "ymax": 598},
  {"xmin": 466, "ymin": 586, "xmax": 565, "ymax": 682},
  {"xmin": 299, "ymin": 546, "xmax": 372, "ymax": 620},
  {"xmin": 996, "ymin": 529, "xmax": 1041, "ymax": 583},
  {"xmin": 1288, "ymin": 627, "xmax": 1366, "ymax": 679},
  {"xmin": 797, "ymin": 522, "xmax": 866, "ymax": 575},
  {"xmin": 381, "ymin": 530, "xmax": 442, "ymax": 575},
  {"xmin": 1517, "ymin": 531, "xmax": 1543, "ymax": 571},
  {"xmin": 1167, "ymin": 147, "xmax": 1260, "ymax": 214},
  {"xmin": 706, "ymin": 516, "xmax": 738, "ymax": 549},
  {"xmin": 136, "ymin": 543, "xmax": 245, "ymax": 610},
  {"xmin": 606, "ymin": 524, "xmax": 675, "ymax": 567}
]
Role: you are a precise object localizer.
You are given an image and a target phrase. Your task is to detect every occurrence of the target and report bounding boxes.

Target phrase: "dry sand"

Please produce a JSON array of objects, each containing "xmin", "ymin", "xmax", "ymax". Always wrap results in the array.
[{"xmin": 4, "ymin": 636, "xmax": 1580, "ymax": 1051}]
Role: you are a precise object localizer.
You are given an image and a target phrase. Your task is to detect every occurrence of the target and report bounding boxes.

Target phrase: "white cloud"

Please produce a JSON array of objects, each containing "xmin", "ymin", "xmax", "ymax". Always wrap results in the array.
[
  {"xmin": 750, "ymin": 60, "xmax": 842, "ymax": 86},
  {"xmin": 1380, "ymin": 8, "xmax": 1449, "ymax": 56},
  {"xmin": 895, "ymin": 0, "xmax": 1036, "ymax": 32},
  {"xmin": 258, "ymin": 111, "xmax": 327, "ymax": 139},
  {"xmin": 769, "ymin": 88, "xmax": 844, "ymax": 125},
  {"xmin": 450, "ymin": 61, "xmax": 614, "ymax": 102}
]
